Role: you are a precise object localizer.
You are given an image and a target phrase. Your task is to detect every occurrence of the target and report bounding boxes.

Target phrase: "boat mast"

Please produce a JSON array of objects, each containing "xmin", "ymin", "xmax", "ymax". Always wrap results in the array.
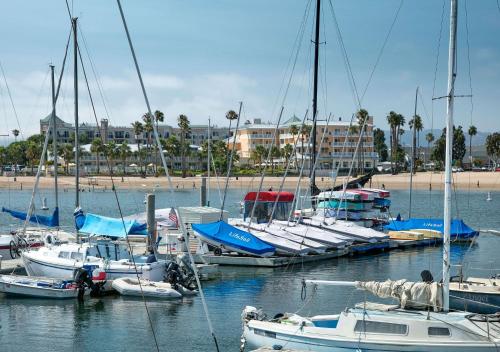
[
  {"xmin": 72, "ymin": 17, "xmax": 80, "ymax": 211},
  {"xmin": 50, "ymin": 65, "xmax": 59, "ymax": 218},
  {"xmin": 310, "ymin": 0, "xmax": 321, "ymax": 196},
  {"xmin": 443, "ymin": 0, "xmax": 458, "ymax": 312},
  {"xmin": 207, "ymin": 117, "xmax": 211, "ymax": 207},
  {"xmin": 408, "ymin": 86, "xmax": 418, "ymax": 218}
]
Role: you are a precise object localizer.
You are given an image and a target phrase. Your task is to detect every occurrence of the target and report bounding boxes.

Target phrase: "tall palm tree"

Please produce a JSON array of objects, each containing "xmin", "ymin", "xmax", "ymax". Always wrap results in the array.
[
  {"xmin": 105, "ymin": 141, "xmax": 118, "ymax": 174},
  {"xmin": 300, "ymin": 124, "xmax": 311, "ymax": 169},
  {"xmin": 356, "ymin": 109, "xmax": 369, "ymax": 174},
  {"xmin": 12, "ymin": 129, "xmax": 20, "ymax": 142},
  {"xmin": 425, "ymin": 132, "xmax": 435, "ymax": 164},
  {"xmin": 289, "ymin": 124, "xmax": 299, "ymax": 170},
  {"xmin": 225, "ymin": 110, "xmax": 238, "ymax": 140},
  {"xmin": 131, "ymin": 121, "xmax": 144, "ymax": 174},
  {"xmin": 162, "ymin": 136, "xmax": 181, "ymax": 171},
  {"xmin": 61, "ymin": 143, "xmax": 74, "ymax": 174},
  {"xmin": 386, "ymin": 111, "xmax": 405, "ymax": 172},
  {"xmin": 153, "ymin": 110, "xmax": 165, "ymax": 171},
  {"xmin": 177, "ymin": 114, "xmax": 191, "ymax": 177},
  {"xmin": 409, "ymin": 115, "xmax": 423, "ymax": 173},
  {"xmin": 142, "ymin": 113, "xmax": 154, "ymax": 166},
  {"xmin": 468, "ymin": 125, "xmax": 477, "ymax": 167},
  {"xmin": 90, "ymin": 138, "xmax": 104, "ymax": 174},
  {"xmin": 118, "ymin": 142, "xmax": 131, "ymax": 177}
]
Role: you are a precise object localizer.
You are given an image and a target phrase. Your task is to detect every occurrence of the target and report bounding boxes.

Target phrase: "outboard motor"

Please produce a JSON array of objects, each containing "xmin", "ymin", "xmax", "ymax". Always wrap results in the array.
[{"xmin": 74, "ymin": 267, "xmax": 106, "ymax": 300}]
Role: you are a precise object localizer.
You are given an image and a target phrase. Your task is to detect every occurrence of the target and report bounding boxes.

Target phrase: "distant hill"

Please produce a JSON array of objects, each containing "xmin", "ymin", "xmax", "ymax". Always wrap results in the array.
[{"xmin": 382, "ymin": 129, "xmax": 490, "ymax": 147}]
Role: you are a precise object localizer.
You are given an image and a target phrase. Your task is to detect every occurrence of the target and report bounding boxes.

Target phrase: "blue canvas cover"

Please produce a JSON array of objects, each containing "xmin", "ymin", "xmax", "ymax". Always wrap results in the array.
[
  {"xmin": 192, "ymin": 221, "xmax": 275, "ymax": 257},
  {"xmin": 76, "ymin": 212, "xmax": 147, "ymax": 238},
  {"xmin": 384, "ymin": 218, "xmax": 478, "ymax": 240},
  {"xmin": 2, "ymin": 206, "xmax": 59, "ymax": 227}
]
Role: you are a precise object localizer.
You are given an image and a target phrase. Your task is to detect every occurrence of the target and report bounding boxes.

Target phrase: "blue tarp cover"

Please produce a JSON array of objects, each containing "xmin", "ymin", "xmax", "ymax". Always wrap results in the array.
[
  {"xmin": 77, "ymin": 213, "xmax": 147, "ymax": 238},
  {"xmin": 192, "ymin": 221, "xmax": 275, "ymax": 257},
  {"xmin": 2, "ymin": 207, "xmax": 59, "ymax": 227},
  {"xmin": 384, "ymin": 218, "xmax": 478, "ymax": 239}
]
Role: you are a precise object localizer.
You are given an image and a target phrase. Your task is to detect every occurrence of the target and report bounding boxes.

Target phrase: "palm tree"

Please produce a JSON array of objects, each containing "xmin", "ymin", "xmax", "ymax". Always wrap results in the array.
[
  {"xmin": 425, "ymin": 132, "xmax": 435, "ymax": 164},
  {"xmin": 356, "ymin": 109, "xmax": 369, "ymax": 174},
  {"xmin": 26, "ymin": 141, "xmax": 41, "ymax": 174},
  {"xmin": 90, "ymin": 138, "xmax": 104, "ymax": 174},
  {"xmin": 131, "ymin": 121, "xmax": 144, "ymax": 174},
  {"xmin": 177, "ymin": 114, "xmax": 191, "ymax": 177},
  {"xmin": 142, "ymin": 113, "xmax": 154, "ymax": 166},
  {"xmin": 282, "ymin": 143, "xmax": 294, "ymax": 168},
  {"xmin": 254, "ymin": 145, "xmax": 267, "ymax": 171},
  {"xmin": 468, "ymin": 125, "xmax": 477, "ymax": 168},
  {"xmin": 289, "ymin": 124, "xmax": 299, "ymax": 171},
  {"xmin": 153, "ymin": 110, "xmax": 165, "ymax": 171},
  {"xmin": 409, "ymin": 115, "xmax": 423, "ymax": 173},
  {"xmin": 225, "ymin": 110, "xmax": 238, "ymax": 139},
  {"xmin": 12, "ymin": 129, "xmax": 20, "ymax": 142},
  {"xmin": 118, "ymin": 142, "xmax": 131, "ymax": 177},
  {"xmin": 61, "ymin": 143, "xmax": 74, "ymax": 174},
  {"xmin": 300, "ymin": 124, "xmax": 311, "ymax": 169},
  {"xmin": 386, "ymin": 111, "xmax": 405, "ymax": 172},
  {"xmin": 162, "ymin": 136, "xmax": 181, "ymax": 171},
  {"xmin": 105, "ymin": 141, "xmax": 118, "ymax": 174}
]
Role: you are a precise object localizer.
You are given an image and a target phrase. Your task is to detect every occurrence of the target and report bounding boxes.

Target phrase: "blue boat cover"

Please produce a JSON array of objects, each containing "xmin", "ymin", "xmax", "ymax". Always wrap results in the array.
[
  {"xmin": 384, "ymin": 218, "xmax": 478, "ymax": 240},
  {"xmin": 77, "ymin": 212, "xmax": 147, "ymax": 238},
  {"xmin": 2, "ymin": 206, "xmax": 59, "ymax": 227},
  {"xmin": 192, "ymin": 221, "xmax": 275, "ymax": 257}
]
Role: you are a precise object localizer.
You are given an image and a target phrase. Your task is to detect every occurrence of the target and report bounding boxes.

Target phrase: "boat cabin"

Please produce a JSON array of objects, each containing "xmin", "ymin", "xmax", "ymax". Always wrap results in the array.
[{"xmin": 243, "ymin": 191, "xmax": 294, "ymax": 223}]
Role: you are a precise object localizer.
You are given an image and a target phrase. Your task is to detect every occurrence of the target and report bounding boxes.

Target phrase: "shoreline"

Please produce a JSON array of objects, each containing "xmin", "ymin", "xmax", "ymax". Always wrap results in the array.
[{"xmin": 0, "ymin": 172, "xmax": 499, "ymax": 191}]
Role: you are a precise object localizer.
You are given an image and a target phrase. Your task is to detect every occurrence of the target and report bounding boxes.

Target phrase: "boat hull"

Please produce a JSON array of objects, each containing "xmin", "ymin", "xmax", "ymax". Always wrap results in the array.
[
  {"xmin": 22, "ymin": 254, "xmax": 166, "ymax": 281},
  {"xmin": 450, "ymin": 288, "xmax": 500, "ymax": 314},
  {"xmin": 0, "ymin": 276, "xmax": 78, "ymax": 299}
]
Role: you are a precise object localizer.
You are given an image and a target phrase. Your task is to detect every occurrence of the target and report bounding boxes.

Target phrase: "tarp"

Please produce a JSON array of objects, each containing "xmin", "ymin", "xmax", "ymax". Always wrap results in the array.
[
  {"xmin": 192, "ymin": 221, "xmax": 275, "ymax": 257},
  {"xmin": 76, "ymin": 212, "xmax": 147, "ymax": 238},
  {"xmin": 244, "ymin": 191, "xmax": 294, "ymax": 202},
  {"xmin": 2, "ymin": 206, "xmax": 59, "ymax": 227},
  {"xmin": 356, "ymin": 279, "xmax": 443, "ymax": 312},
  {"xmin": 384, "ymin": 218, "xmax": 478, "ymax": 240}
]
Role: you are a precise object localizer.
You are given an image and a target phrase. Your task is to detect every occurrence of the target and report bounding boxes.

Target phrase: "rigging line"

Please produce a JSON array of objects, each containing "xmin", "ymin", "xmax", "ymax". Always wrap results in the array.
[
  {"xmin": 271, "ymin": 0, "xmax": 312, "ymax": 119},
  {"xmin": 76, "ymin": 42, "xmax": 160, "ymax": 352},
  {"xmin": 328, "ymin": 0, "xmax": 361, "ymax": 108},
  {"xmin": 115, "ymin": 2, "xmax": 220, "ymax": 351},
  {"xmin": 429, "ymin": 0, "xmax": 447, "ymax": 212},
  {"xmin": 360, "ymin": 0, "xmax": 404, "ymax": 102},
  {"xmin": 77, "ymin": 22, "xmax": 112, "ymax": 121},
  {"xmin": 0, "ymin": 60, "xmax": 23, "ymax": 140}
]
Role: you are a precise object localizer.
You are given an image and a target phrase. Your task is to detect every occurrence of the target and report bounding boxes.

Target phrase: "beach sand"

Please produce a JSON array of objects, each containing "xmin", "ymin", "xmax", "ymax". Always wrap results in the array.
[{"xmin": 1, "ymin": 172, "xmax": 499, "ymax": 192}]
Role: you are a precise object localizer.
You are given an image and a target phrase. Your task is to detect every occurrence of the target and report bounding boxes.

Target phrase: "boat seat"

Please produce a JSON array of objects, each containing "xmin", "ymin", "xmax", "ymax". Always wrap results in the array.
[{"xmin": 355, "ymin": 302, "xmax": 399, "ymax": 311}]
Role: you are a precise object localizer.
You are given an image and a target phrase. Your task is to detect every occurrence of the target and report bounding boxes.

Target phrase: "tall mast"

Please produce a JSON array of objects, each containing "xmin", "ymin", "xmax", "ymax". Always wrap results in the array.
[
  {"xmin": 443, "ymin": 0, "xmax": 458, "ymax": 312},
  {"xmin": 310, "ymin": 0, "xmax": 321, "ymax": 196},
  {"xmin": 408, "ymin": 86, "xmax": 418, "ymax": 218},
  {"xmin": 50, "ymin": 65, "xmax": 59, "ymax": 215},
  {"xmin": 72, "ymin": 17, "xmax": 80, "ymax": 211},
  {"xmin": 207, "ymin": 117, "xmax": 211, "ymax": 207}
]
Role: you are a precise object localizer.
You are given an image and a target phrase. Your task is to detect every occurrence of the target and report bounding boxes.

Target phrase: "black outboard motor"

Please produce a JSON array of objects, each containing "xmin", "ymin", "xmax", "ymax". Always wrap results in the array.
[
  {"xmin": 421, "ymin": 270, "xmax": 434, "ymax": 283},
  {"xmin": 164, "ymin": 262, "xmax": 182, "ymax": 290},
  {"xmin": 74, "ymin": 268, "xmax": 106, "ymax": 300}
]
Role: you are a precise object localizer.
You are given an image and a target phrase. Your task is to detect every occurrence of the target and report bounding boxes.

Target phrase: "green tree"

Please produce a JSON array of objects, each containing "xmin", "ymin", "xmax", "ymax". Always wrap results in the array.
[
  {"xmin": 289, "ymin": 124, "xmax": 299, "ymax": 170},
  {"xmin": 177, "ymin": 114, "xmax": 191, "ymax": 177},
  {"xmin": 162, "ymin": 136, "xmax": 181, "ymax": 171},
  {"xmin": 386, "ymin": 111, "xmax": 405, "ymax": 172},
  {"xmin": 270, "ymin": 145, "xmax": 281, "ymax": 175},
  {"xmin": 373, "ymin": 128, "xmax": 388, "ymax": 162},
  {"xmin": 118, "ymin": 142, "xmax": 131, "ymax": 176},
  {"xmin": 431, "ymin": 126, "xmax": 467, "ymax": 167},
  {"xmin": 485, "ymin": 132, "xmax": 500, "ymax": 167},
  {"xmin": 153, "ymin": 110, "xmax": 164, "ymax": 171},
  {"xmin": 356, "ymin": 109, "xmax": 369, "ymax": 173},
  {"xmin": 468, "ymin": 125, "xmax": 477, "ymax": 167},
  {"xmin": 26, "ymin": 141, "xmax": 42, "ymax": 174},
  {"xmin": 409, "ymin": 115, "xmax": 423, "ymax": 173},
  {"xmin": 142, "ymin": 112, "xmax": 154, "ymax": 166},
  {"xmin": 12, "ymin": 129, "xmax": 20, "ymax": 142},
  {"xmin": 425, "ymin": 132, "xmax": 435, "ymax": 164},
  {"xmin": 90, "ymin": 138, "xmax": 104, "ymax": 174},
  {"xmin": 282, "ymin": 143, "xmax": 294, "ymax": 167},
  {"xmin": 131, "ymin": 121, "xmax": 144, "ymax": 174},
  {"xmin": 105, "ymin": 141, "xmax": 119, "ymax": 174},
  {"xmin": 60, "ymin": 143, "xmax": 74, "ymax": 174},
  {"xmin": 299, "ymin": 124, "xmax": 311, "ymax": 169}
]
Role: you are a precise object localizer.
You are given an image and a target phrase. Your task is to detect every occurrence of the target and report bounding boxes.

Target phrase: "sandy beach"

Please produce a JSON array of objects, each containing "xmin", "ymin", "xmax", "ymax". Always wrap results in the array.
[{"xmin": 1, "ymin": 172, "xmax": 499, "ymax": 192}]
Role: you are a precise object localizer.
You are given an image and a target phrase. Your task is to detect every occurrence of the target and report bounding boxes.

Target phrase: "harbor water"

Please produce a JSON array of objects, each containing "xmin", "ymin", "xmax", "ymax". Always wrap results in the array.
[{"xmin": 0, "ymin": 186, "xmax": 499, "ymax": 351}]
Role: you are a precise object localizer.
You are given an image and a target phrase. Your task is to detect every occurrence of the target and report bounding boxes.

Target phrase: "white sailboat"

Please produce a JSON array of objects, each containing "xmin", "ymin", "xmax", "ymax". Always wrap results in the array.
[{"xmin": 241, "ymin": 1, "xmax": 500, "ymax": 350}]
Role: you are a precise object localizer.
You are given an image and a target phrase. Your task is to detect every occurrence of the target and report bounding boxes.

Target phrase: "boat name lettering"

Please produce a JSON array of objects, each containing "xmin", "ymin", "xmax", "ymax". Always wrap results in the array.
[{"xmin": 228, "ymin": 232, "xmax": 251, "ymax": 243}]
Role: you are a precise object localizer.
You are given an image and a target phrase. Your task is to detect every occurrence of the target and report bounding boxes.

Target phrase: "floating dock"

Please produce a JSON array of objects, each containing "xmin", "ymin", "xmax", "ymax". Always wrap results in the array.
[{"xmin": 194, "ymin": 248, "xmax": 349, "ymax": 267}]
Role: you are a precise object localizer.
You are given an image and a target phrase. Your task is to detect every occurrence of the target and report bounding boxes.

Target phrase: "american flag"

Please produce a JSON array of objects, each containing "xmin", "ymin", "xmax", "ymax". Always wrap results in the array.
[{"xmin": 169, "ymin": 207, "xmax": 179, "ymax": 228}]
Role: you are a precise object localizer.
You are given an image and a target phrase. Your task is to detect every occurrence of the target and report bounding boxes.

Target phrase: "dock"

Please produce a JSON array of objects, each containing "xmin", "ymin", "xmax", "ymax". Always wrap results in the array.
[{"xmin": 194, "ymin": 248, "xmax": 349, "ymax": 267}]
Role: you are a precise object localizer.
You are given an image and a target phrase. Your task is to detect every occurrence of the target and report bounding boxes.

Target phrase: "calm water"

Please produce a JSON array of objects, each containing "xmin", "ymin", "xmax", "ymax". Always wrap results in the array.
[{"xmin": 0, "ymin": 184, "xmax": 499, "ymax": 351}]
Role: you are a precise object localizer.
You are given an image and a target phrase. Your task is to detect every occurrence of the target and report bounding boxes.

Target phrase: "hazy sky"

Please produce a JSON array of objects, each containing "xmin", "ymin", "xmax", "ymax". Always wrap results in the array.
[{"xmin": 0, "ymin": 0, "xmax": 499, "ymax": 139}]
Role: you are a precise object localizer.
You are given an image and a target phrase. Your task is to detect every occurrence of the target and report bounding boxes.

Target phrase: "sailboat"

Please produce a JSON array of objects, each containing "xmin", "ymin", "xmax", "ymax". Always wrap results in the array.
[{"xmin": 241, "ymin": 1, "xmax": 500, "ymax": 350}]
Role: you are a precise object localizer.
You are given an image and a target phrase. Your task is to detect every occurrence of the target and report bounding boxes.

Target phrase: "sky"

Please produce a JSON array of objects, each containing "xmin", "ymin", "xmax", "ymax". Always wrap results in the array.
[{"xmin": 0, "ymin": 0, "xmax": 499, "ymax": 139}]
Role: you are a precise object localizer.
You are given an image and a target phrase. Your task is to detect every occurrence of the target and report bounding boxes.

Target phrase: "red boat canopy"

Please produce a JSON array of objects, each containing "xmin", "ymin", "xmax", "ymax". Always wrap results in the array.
[{"xmin": 244, "ymin": 191, "xmax": 294, "ymax": 202}]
